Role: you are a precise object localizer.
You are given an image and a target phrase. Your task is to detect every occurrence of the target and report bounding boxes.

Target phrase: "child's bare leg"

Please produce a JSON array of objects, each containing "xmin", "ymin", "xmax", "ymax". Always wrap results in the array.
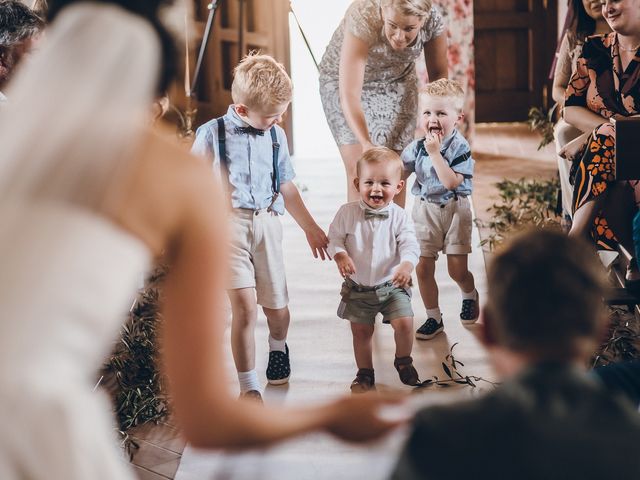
[
  {"xmin": 391, "ymin": 316, "xmax": 419, "ymax": 385},
  {"xmin": 351, "ymin": 323, "xmax": 375, "ymax": 369},
  {"xmin": 416, "ymin": 256, "xmax": 438, "ymax": 309},
  {"xmin": 390, "ymin": 316, "xmax": 413, "ymax": 358},
  {"xmin": 446, "ymin": 254, "xmax": 475, "ymax": 293},
  {"xmin": 228, "ymin": 288, "xmax": 258, "ymax": 372},
  {"xmin": 263, "ymin": 306, "xmax": 290, "ymax": 341}
]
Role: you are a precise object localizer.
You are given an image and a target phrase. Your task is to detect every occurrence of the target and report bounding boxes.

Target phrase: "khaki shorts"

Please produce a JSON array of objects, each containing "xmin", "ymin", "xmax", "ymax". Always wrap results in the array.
[
  {"xmin": 337, "ymin": 279, "xmax": 413, "ymax": 325},
  {"xmin": 229, "ymin": 208, "xmax": 288, "ymax": 309},
  {"xmin": 412, "ymin": 196, "xmax": 473, "ymax": 259}
]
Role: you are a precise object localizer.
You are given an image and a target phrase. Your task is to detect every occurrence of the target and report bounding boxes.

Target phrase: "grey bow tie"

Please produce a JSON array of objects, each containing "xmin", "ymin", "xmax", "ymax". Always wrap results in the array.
[
  {"xmin": 235, "ymin": 126, "xmax": 265, "ymax": 136},
  {"xmin": 364, "ymin": 209, "xmax": 389, "ymax": 220}
]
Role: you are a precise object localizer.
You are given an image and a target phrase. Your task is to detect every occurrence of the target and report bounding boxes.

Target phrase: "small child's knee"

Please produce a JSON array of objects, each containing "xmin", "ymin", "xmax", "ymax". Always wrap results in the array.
[
  {"xmin": 391, "ymin": 317, "xmax": 413, "ymax": 334},
  {"xmin": 351, "ymin": 322, "xmax": 374, "ymax": 339}
]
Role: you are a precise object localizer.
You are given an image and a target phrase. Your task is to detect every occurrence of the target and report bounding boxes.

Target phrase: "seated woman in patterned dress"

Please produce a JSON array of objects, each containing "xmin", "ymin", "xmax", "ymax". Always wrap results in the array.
[{"xmin": 564, "ymin": 0, "xmax": 640, "ymax": 276}]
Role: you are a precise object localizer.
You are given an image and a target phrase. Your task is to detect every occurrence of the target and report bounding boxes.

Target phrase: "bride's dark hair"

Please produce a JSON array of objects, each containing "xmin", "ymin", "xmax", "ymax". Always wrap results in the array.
[{"xmin": 46, "ymin": 0, "xmax": 177, "ymax": 95}]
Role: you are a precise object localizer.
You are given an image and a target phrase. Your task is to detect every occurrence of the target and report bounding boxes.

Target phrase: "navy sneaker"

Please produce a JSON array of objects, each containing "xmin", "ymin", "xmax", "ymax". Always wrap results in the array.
[
  {"xmin": 266, "ymin": 344, "xmax": 291, "ymax": 385},
  {"xmin": 415, "ymin": 317, "xmax": 444, "ymax": 340},
  {"xmin": 460, "ymin": 295, "xmax": 480, "ymax": 325}
]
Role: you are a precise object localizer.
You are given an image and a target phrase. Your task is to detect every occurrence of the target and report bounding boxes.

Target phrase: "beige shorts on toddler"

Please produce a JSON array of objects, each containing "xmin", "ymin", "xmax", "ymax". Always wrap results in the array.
[
  {"xmin": 412, "ymin": 196, "xmax": 472, "ymax": 259},
  {"xmin": 229, "ymin": 208, "xmax": 288, "ymax": 309}
]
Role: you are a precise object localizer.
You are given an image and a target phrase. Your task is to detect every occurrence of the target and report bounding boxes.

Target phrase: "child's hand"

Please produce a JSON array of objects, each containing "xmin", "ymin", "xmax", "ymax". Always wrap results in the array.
[
  {"xmin": 305, "ymin": 225, "xmax": 330, "ymax": 260},
  {"xmin": 334, "ymin": 252, "xmax": 356, "ymax": 278},
  {"xmin": 424, "ymin": 131, "xmax": 442, "ymax": 156},
  {"xmin": 392, "ymin": 262, "xmax": 413, "ymax": 288}
]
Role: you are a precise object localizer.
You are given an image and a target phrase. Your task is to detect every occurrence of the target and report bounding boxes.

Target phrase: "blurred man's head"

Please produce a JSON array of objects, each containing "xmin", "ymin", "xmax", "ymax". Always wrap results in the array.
[
  {"xmin": 483, "ymin": 229, "xmax": 607, "ymax": 369},
  {"xmin": 0, "ymin": 0, "xmax": 44, "ymax": 89}
]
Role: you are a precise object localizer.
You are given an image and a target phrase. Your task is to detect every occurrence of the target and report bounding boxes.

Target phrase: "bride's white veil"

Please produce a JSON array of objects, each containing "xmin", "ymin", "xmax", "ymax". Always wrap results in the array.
[{"xmin": 0, "ymin": 2, "xmax": 160, "ymax": 210}]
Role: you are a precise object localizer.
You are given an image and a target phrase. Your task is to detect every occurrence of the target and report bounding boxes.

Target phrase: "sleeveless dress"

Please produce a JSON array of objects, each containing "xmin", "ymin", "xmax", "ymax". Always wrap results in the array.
[
  {"xmin": 0, "ymin": 203, "xmax": 150, "ymax": 479},
  {"xmin": 318, "ymin": 0, "xmax": 444, "ymax": 151}
]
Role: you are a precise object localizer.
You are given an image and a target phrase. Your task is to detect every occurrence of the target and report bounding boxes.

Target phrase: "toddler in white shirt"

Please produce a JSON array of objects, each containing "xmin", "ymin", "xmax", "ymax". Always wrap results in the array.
[{"xmin": 328, "ymin": 147, "xmax": 421, "ymax": 393}]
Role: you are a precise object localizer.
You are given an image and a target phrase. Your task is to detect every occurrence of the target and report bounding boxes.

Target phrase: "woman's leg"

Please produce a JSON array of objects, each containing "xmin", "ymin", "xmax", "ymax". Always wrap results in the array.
[{"xmin": 339, "ymin": 144, "xmax": 363, "ymax": 202}]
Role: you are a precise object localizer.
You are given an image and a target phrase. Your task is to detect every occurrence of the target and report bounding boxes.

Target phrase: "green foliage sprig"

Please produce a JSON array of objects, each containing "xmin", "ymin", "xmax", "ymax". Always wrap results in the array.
[
  {"xmin": 106, "ymin": 266, "xmax": 169, "ymax": 457},
  {"xmin": 528, "ymin": 104, "xmax": 557, "ymax": 150},
  {"xmin": 480, "ymin": 177, "xmax": 561, "ymax": 251},
  {"xmin": 592, "ymin": 307, "xmax": 640, "ymax": 368}
]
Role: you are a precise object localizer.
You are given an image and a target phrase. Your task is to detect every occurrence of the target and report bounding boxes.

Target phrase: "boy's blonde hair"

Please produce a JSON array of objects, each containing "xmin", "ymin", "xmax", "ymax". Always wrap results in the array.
[
  {"xmin": 380, "ymin": 0, "xmax": 432, "ymax": 17},
  {"xmin": 420, "ymin": 78, "xmax": 465, "ymax": 112},
  {"xmin": 231, "ymin": 53, "xmax": 292, "ymax": 110},
  {"xmin": 356, "ymin": 146, "xmax": 403, "ymax": 178}
]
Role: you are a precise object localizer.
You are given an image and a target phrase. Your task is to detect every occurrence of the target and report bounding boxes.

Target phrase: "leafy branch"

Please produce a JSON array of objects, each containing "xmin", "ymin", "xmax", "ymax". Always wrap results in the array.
[
  {"xmin": 528, "ymin": 104, "xmax": 557, "ymax": 150},
  {"xmin": 415, "ymin": 343, "xmax": 499, "ymax": 391},
  {"xmin": 479, "ymin": 177, "xmax": 561, "ymax": 251}
]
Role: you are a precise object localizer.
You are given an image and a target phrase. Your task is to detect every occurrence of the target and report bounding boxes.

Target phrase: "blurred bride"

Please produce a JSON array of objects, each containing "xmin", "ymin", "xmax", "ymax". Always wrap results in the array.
[{"xmin": 0, "ymin": 1, "xmax": 401, "ymax": 478}]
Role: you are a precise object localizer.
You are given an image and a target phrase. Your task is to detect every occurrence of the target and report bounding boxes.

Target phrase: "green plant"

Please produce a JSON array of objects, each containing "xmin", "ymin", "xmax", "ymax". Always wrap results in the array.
[
  {"xmin": 480, "ymin": 177, "xmax": 561, "ymax": 250},
  {"xmin": 106, "ymin": 266, "xmax": 169, "ymax": 457},
  {"xmin": 592, "ymin": 307, "xmax": 640, "ymax": 368},
  {"xmin": 528, "ymin": 104, "xmax": 557, "ymax": 150}
]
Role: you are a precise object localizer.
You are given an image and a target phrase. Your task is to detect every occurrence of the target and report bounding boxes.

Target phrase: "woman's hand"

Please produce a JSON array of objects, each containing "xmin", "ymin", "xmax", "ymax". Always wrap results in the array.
[
  {"xmin": 323, "ymin": 394, "xmax": 408, "ymax": 443},
  {"xmin": 559, "ymin": 132, "xmax": 590, "ymax": 161}
]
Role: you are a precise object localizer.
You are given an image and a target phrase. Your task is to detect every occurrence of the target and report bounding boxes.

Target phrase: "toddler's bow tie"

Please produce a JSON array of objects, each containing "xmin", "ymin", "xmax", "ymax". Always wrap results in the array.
[
  {"xmin": 235, "ymin": 126, "xmax": 265, "ymax": 136},
  {"xmin": 364, "ymin": 209, "xmax": 389, "ymax": 219}
]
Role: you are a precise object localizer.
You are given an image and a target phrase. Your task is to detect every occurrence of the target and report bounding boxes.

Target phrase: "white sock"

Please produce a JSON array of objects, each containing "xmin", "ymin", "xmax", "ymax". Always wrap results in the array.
[
  {"xmin": 268, "ymin": 335, "xmax": 287, "ymax": 353},
  {"xmin": 461, "ymin": 288, "xmax": 478, "ymax": 300},
  {"xmin": 426, "ymin": 308, "xmax": 442, "ymax": 322},
  {"xmin": 238, "ymin": 370, "xmax": 260, "ymax": 394}
]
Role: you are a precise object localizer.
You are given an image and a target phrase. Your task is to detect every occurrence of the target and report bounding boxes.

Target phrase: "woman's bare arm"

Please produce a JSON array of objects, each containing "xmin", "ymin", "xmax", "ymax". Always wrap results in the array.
[
  {"xmin": 339, "ymin": 31, "xmax": 374, "ymax": 149},
  {"xmin": 564, "ymin": 105, "xmax": 607, "ymax": 132},
  {"xmin": 424, "ymin": 33, "xmax": 448, "ymax": 81}
]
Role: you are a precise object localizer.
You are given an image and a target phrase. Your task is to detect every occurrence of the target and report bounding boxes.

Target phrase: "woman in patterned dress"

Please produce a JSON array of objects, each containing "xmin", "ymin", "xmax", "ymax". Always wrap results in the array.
[
  {"xmin": 319, "ymin": 0, "xmax": 448, "ymax": 204},
  {"xmin": 564, "ymin": 0, "xmax": 640, "ymax": 265},
  {"xmin": 552, "ymin": 0, "xmax": 610, "ymax": 228}
]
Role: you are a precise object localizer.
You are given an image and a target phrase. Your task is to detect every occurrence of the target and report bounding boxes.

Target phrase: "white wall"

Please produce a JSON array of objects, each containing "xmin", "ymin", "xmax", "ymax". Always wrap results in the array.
[{"xmin": 289, "ymin": 1, "xmax": 351, "ymax": 159}]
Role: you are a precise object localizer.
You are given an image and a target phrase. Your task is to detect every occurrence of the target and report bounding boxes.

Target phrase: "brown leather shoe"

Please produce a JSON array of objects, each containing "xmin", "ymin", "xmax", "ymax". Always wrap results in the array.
[
  {"xmin": 350, "ymin": 368, "xmax": 375, "ymax": 394},
  {"xmin": 394, "ymin": 356, "xmax": 420, "ymax": 386}
]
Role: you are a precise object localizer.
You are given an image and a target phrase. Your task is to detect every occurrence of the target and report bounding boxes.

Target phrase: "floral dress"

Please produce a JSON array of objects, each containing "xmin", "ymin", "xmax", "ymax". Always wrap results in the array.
[
  {"xmin": 318, "ymin": 0, "xmax": 444, "ymax": 151},
  {"xmin": 565, "ymin": 33, "xmax": 640, "ymax": 249}
]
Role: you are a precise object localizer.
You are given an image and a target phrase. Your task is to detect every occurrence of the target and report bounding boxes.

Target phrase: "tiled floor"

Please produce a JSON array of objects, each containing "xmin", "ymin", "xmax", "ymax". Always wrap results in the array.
[{"xmin": 129, "ymin": 122, "xmax": 557, "ymax": 480}]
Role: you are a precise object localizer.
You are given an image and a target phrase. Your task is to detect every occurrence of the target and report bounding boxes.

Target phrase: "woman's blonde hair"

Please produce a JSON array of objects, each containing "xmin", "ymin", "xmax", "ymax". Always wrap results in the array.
[
  {"xmin": 231, "ymin": 52, "xmax": 292, "ymax": 109},
  {"xmin": 379, "ymin": 0, "xmax": 432, "ymax": 17}
]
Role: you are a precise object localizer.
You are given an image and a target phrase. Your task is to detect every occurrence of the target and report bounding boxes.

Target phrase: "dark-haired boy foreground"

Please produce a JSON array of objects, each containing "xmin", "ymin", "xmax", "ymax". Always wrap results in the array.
[{"xmin": 392, "ymin": 229, "xmax": 640, "ymax": 480}]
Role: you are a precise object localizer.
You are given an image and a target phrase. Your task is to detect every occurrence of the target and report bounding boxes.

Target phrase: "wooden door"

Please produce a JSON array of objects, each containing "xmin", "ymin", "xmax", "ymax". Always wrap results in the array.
[
  {"xmin": 190, "ymin": 0, "xmax": 292, "ymax": 146},
  {"xmin": 474, "ymin": 0, "xmax": 557, "ymax": 122}
]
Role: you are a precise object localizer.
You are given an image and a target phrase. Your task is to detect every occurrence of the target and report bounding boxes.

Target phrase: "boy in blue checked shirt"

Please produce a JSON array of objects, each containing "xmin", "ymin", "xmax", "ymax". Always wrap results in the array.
[
  {"xmin": 401, "ymin": 79, "xmax": 479, "ymax": 341},
  {"xmin": 191, "ymin": 53, "xmax": 329, "ymax": 402}
]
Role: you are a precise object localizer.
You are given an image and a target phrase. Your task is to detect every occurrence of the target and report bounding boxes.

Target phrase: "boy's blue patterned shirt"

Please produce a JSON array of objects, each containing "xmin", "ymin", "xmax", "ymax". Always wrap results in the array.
[
  {"xmin": 401, "ymin": 129, "xmax": 474, "ymax": 205},
  {"xmin": 191, "ymin": 105, "xmax": 295, "ymax": 215}
]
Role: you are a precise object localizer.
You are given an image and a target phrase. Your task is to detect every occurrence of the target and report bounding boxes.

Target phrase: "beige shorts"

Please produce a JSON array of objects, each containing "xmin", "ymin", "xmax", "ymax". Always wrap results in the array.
[
  {"xmin": 412, "ymin": 196, "xmax": 473, "ymax": 259},
  {"xmin": 229, "ymin": 208, "xmax": 288, "ymax": 309}
]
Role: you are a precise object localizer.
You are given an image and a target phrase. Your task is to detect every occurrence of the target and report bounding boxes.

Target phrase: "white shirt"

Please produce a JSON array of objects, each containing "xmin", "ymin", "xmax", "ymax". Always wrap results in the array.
[
  {"xmin": 0, "ymin": 91, "xmax": 7, "ymax": 103},
  {"xmin": 328, "ymin": 201, "xmax": 420, "ymax": 287}
]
